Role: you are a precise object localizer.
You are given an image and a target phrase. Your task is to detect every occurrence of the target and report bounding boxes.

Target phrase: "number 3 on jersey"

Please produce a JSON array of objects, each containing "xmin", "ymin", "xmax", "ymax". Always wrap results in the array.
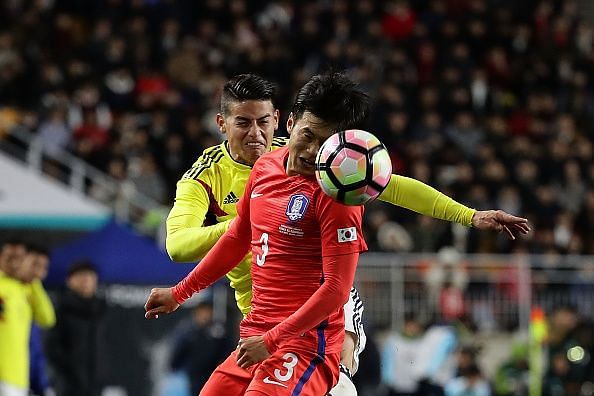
[
  {"xmin": 263, "ymin": 353, "xmax": 299, "ymax": 388},
  {"xmin": 256, "ymin": 232, "xmax": 269, "ymax": 266}
]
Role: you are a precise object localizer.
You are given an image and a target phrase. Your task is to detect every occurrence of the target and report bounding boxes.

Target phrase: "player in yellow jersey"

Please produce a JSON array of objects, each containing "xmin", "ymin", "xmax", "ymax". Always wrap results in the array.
[
  {"xmin": 0, "ymin": 242, "xmax": 55, "ymax": 396},
  {"xmin": 165, "ymin": 74, "xmax": 529, "ymax": 396}
]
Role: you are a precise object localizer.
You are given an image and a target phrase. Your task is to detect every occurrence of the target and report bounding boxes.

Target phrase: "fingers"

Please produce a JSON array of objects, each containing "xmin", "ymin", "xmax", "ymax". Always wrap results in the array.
[
  {"xmin": 236, "ymin": 348, "xmax": 253, "ymax": 369},
  {"xmin": 145, "ymin": 307, "xmax": 164, "ymax": 319},
  {"xmin": 511, "ymin": 223, "xmax": 530, "ymax": 234},
  {"xmin": 502, "ymin": 225, "xmax": 515, "ymax": 240}
]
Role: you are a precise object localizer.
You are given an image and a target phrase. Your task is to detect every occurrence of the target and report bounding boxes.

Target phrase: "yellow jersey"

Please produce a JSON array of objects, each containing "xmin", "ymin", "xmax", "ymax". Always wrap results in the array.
[
  {"xmin": 166, "ymin": 137, "xmax": 475, "ymax": 315},
  {"xmin": 0, "ymin": 275, "xmax": 55, "ymax": 388}
]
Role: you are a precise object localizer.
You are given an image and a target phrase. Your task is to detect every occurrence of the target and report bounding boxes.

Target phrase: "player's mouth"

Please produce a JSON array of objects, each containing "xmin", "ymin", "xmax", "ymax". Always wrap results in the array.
[{"xmin": 245, "ymin": 141, "xmax": 266, "ymax": 150}]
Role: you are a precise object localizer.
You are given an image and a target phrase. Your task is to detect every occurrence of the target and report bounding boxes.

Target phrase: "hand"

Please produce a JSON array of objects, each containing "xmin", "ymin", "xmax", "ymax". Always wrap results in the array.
[
  {"xmin": 471, "ymin": 210, "xmax": 530, "ymax": 240},
  {"xmin": 144, "ymin": 287, "xmax": 180, "ymax": 319},
  {"xmin": 236, "ymin": 336, "xmax": 271, "ymax": 368}
]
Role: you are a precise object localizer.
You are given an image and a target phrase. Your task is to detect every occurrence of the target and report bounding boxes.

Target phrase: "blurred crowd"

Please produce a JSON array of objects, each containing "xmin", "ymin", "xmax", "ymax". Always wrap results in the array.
[
  {"xmin": 1, "ymin": 0, "xmax": 594, "ymax": 254},
  {"xmin": 367, "ymin": 305, "xmax": 594, "ymax": 396}
]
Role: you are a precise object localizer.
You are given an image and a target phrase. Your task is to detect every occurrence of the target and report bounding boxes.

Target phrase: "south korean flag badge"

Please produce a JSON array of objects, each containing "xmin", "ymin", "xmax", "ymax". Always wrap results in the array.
[{"xmin": 338, "ymin": 227, "xmax": 357, "ymax": 243}]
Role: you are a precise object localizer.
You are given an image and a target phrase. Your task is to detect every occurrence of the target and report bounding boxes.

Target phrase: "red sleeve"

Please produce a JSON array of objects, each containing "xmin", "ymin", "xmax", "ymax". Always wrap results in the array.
[
  {"xmin": 262, "ymin": 252, "xmax": 359, "ymax": 352},
  {"xmin": 316, "ymin": 192, "xmax": 367, "ymax": 257},
  {"xmin": 171, "ymin": 167, "xmax": 256, "ymax": 304}
]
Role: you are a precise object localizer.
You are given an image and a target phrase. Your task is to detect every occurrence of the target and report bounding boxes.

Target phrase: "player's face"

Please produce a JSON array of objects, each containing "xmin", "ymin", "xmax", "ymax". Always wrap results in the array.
[
  {"xmin": 0, "ymin": 243, "xmax": 26, "ymax": 276},
  {"xmin": 217, "ymin": 100, "xmax": 279, "ymax": 166},
  {"xmin": 286, "ymin": 111, "xmax": 335, "ymax": 176}
]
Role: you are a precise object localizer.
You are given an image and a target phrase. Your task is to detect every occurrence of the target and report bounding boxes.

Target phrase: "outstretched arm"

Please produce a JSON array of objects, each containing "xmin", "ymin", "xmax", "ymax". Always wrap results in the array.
[
  {"xmin": 146, "ymin": 167, "xmax": 258, "ymax": 318},
  {"xmin": 378, "ymin": 174, "xmax": 475, "ymax": 226},
  {"xmin": 378, "ymin": 175, "xmax": 530, "ymax": 238},
  {"xmin": 145, "ymin": 211, "xmax": 251, "ymax": 318}
]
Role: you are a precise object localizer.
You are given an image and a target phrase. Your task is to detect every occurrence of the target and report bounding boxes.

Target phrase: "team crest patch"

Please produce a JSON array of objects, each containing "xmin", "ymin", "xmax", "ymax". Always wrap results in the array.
[{"xmin": 286, "ymin": 194, "xmax": 309, "ymax": 222}]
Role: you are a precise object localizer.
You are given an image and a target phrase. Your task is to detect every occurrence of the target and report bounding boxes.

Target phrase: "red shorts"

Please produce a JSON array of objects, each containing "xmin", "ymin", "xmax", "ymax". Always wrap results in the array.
[{"xmin": 199, "ymin": 347, "xmax": 340, "ymax": 396}]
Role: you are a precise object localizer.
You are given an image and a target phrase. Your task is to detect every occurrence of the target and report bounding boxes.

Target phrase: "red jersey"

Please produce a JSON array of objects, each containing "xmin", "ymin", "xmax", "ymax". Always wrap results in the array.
[
  {"xmin": 239, "ymin": 147, "xmax": 367, "ymax": 354},
  {"xmin": 172, "ymin": 146, "xmax": 367, "ymax": 356}
]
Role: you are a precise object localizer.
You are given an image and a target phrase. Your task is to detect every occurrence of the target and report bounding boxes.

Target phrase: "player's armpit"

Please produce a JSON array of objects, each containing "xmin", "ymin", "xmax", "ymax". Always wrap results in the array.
[
  {"xmin": 263, "ymin": 253, "xmax": 359, "ymax": 353},
  {"xmin": 378, "ymin": 174, "xmax": 475, "ymax": 226}
]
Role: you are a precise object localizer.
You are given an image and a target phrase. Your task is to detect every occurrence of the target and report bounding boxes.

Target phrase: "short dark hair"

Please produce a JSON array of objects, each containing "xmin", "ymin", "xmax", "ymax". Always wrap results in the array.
[
  {"xmin": 67, "ymin": 260, "xmax": 97, "ymax": 277},
  {"xmin": 220, "ymin": 74, "xmax": 277, "ymax": 115},
  {"xmin": 2, "ymin": 238, "xmax": 25, "ymax": 247},
  {"xmin": 26, "ymin": 243, "xmax": 48, "ymax": 256},
  {"xmin": 291, "ymin": 72, "xmax": 370, "ymax": 131}
]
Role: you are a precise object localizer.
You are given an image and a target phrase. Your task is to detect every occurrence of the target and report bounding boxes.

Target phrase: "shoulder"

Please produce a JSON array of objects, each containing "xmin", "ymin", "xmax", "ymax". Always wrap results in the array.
[
  {"xmin": 271, "ymin": 136, "xmax": 288, "ymax": 149},
  {"xmin": 253, "ymin": 146, "xmax": 287, "ymax": 173},
  {"xmin": 181, "ymin": 143, "xmax": 226, "ymax": 183}
]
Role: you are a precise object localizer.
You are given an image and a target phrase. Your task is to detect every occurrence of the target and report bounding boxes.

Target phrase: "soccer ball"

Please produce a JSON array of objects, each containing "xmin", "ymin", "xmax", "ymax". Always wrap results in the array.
[{"xmin": 315, "ymin": 129, "xmax": 392, "ymax": 205}]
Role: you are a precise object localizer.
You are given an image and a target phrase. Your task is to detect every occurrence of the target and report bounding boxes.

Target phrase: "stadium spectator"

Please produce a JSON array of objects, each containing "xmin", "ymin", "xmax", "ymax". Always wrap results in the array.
[
  {"xmin": 169, "ymin": 301, "xmax": 233, "ymax": 395},
  {"xmin": 444, "ymin": 363, "xmax": 491, "ymax": 396},
  {"xmin": 46, "ymin": 261, "xmax": 106, "ymax": 396},
  {"xmin": 381, "ymin": 314, "xmax": 426, "ymax": 395},
  {"xmin": 0, "ymin": 242, "xmax": 56, "ymax": 396},
  {"xmin": 494, "ymin": 342, "xmax": 529, "ymax": 396}
]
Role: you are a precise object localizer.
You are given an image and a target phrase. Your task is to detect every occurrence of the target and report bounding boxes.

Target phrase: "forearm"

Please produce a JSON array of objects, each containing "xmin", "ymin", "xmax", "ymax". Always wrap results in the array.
[
  {"xmin": 29, "ymin": 280, "xmax": 56, "ymax": 328},
  {"xmin": 166, "ymin": 219, "xmax": 231, "ymax": 262},
  {"xmin": 378, "ymin": 174, "xmax": 475, "ymax": 226},
  {"xmin": 172, "ymin": 217, "xmax": 251, "ymax": 303},
  {"xmin": 263, "ymin": 253, "xmax": 358, "ymax": 352}
]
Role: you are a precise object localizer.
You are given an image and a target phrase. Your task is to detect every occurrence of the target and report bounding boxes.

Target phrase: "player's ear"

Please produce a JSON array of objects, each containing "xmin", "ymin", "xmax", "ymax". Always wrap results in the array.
[
  {"xmin": 273, "ymin": 109, "xmax": 280, "ymax": 130},
  {"xmin": 216, "ymin": 113, "xmax": 226, "ymax": 135},
  {"xmin": 286, "ymin": 112, "xmax": 295, "ymax": 135}
]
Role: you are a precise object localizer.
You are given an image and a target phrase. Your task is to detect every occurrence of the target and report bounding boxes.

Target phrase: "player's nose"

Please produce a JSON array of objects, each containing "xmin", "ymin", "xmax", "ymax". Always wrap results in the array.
[{"xmin": 247, "ymin": 120, "xmax": 262, "ymax": 136}]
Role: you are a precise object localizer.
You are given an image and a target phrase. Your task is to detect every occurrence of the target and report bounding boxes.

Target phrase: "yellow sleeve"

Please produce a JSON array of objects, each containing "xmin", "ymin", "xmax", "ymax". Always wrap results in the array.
[
  {"xmin": 29, "ymin": 280, "xmax": 56, "ymax": 328},
  {"xmin": 166, "ymin": 179, "xmax": 232, "ymax": 262},
  {"xmin": 378, "ymin": 174, "xmax": 476, "ymax": 227}
]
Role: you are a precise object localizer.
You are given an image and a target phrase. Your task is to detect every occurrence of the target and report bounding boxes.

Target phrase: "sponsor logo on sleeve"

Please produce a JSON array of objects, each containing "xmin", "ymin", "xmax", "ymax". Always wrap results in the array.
[{"xmin": 338, "ymin": 227, "xmax": 357, "ymax": 243}]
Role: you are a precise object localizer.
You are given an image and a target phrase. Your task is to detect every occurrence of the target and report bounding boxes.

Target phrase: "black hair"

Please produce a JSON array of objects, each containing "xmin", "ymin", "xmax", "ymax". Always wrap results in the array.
[
  {"xmin": 67, "ymin": 260, "xmax": 97, "ymax": 277},
  {"xmin": 220, "ymin": 74, "xmax": 277, "ymax": 115},
  {"xmin": 291, "ymin": 72, "xmax": 370, "ymax": 131},
  {"xmin": 26, "ymin": 243, "xmax": 49, "ymax": 256},
  {"xmin": 2, "ymin": 238, "xmax": 25, "ymax": 247}
]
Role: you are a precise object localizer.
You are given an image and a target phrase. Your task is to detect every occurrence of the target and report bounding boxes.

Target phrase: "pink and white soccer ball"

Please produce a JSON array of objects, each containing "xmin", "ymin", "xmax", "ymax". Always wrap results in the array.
[{"xmin": 315, "ymin": 129, "xmax": 392, "ymax": 205}]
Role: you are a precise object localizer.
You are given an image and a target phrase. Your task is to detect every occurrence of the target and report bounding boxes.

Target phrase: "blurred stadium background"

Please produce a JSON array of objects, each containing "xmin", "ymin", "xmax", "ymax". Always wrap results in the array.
[{"xmin": 1, "ymin": 0, "xmax": 594, "ymax": 395}]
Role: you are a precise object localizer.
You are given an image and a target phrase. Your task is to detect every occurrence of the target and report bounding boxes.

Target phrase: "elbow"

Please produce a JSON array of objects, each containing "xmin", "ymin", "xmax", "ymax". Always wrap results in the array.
[
  {"xmin": 166, "ymin": 239, "xmax": 199, "ymax": 263},
  {"xmin": 324, "ymin": 282, "xmax": 350, "ymax": 309},
  {"xmin": 165, "ymin": 229, "xmax": 211, "ymax": 262},
  {"xmin": 166, "ymin": 246, "xmax": 186, "ymax": 263},
  {"xmin": 337, "ymin": 288, "xmax": 350, "ymax": 306}
]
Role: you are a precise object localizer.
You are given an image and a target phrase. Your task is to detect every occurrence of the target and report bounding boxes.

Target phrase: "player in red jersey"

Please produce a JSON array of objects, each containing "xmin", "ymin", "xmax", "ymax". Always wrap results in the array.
[{"xmin": 145, "ymin": 72, "xmax": 371, "ymax": 395}]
